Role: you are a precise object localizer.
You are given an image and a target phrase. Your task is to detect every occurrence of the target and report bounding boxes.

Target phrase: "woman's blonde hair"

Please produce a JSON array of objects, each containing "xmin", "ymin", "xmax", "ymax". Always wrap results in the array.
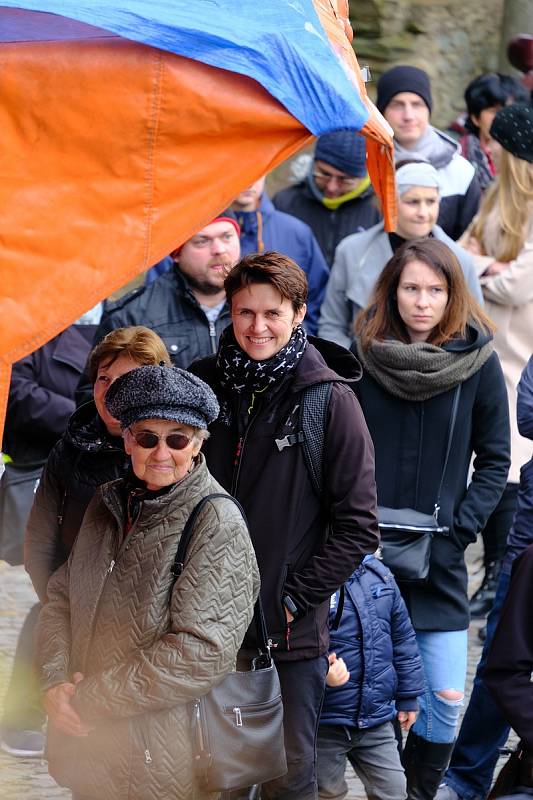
[
  {"xmin": 470, "ymin": 149, "xmax": 533, "ymax": 262},
  {"xmin": 88, "ymin": 326, "xmax": 170, "ymax": 384}
]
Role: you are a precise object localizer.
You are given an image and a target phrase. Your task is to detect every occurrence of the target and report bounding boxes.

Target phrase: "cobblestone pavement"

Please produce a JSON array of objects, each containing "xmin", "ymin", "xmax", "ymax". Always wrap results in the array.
[{"xmin": 0, "ymin": 542, "xmax": 517, "ymax": 800}]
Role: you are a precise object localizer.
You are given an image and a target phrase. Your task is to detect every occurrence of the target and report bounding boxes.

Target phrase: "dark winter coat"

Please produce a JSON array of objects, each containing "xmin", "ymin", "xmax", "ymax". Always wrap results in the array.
[
  {"xmin": 504, "ymin": 355, "xmax": 533, "ymax": 573},
  {"xmin": 236, "ymin": 194, "xmax": 330, "ymax": 335},
  {"xmin": 77, "ymin": 268, "xmax": 230, "ymax": 404},
  {"xmin": 3, "ymin": 325, "xmax": 96, "ymax": 465},
  {"xmin": 36, "ymin": 457, "xmax": 259, "ymax": 800},
  {"xmin": 25, "ymin": 401, "xmax": 128, "ymax": 602},
  {"xmin": 485, "ymin": 544, "xmax": 533, "ymax": 751},
  {"xmin": 321, "ymin": 555, "xmax": 424, "ymax": 731},
  {"xmin": 190, "ymin": 338, "xmax": 380, "ymax": 660},
  {"xmin": 352, "ymin": 328, "xmax": 510, "ymax": 630},
  {"xmin": 272, "ymin": 179, "xmax": 381, "ymax": 267}
]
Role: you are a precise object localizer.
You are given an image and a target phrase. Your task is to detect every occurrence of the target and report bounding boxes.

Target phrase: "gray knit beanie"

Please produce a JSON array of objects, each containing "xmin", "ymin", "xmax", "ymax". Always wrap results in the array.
[{"xmin": 105, "ymin": 365, "xmax": 219, "ymax": 429}]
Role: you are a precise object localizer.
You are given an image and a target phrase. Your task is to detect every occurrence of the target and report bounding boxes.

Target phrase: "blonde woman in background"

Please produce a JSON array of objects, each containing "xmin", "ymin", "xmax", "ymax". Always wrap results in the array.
[{"xmin": 460, "ymin": 103, "xmax": 533, "ymax": 618}]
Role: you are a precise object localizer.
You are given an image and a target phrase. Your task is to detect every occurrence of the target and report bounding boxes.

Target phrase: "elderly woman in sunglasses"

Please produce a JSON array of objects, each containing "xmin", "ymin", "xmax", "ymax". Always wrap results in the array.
[{"xmin": 35, "ymin": 364, "xmax": 260, "ymax": 800}]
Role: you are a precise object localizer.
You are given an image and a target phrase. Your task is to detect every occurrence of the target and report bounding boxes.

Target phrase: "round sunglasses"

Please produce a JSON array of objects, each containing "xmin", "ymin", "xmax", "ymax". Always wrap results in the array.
[{"xmin": 129, "ymin": 429, "xmax": 192, "ymax": 451}]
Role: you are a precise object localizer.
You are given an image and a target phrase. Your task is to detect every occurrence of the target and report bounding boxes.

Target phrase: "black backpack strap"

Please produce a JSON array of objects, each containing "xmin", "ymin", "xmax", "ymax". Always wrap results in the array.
[
  {"xmin": 170, "ymin": 493, "xmax": 271, "ymax": 658},
  {"xmin": 298, "ymin": 382, "xmax": 333, "ymax": 497}
]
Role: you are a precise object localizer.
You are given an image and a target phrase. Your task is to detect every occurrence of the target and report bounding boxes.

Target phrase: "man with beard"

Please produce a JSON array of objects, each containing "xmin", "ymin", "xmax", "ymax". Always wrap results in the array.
[{"xmin": 79, "ymin": 215, "xmax": 241, "ymax": 400}]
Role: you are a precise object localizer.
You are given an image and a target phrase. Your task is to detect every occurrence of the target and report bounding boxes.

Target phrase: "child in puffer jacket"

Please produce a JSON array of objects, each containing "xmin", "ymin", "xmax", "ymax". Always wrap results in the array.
[{"xmin": 317, "ymin": 554, "xmax": 424, "ymax": 800}]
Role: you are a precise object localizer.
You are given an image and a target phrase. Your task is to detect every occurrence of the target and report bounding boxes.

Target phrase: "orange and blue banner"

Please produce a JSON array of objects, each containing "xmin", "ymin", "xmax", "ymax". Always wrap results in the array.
[{"xmin": 0, "ymin": 1, "xmax": 394, "ymax": 437}]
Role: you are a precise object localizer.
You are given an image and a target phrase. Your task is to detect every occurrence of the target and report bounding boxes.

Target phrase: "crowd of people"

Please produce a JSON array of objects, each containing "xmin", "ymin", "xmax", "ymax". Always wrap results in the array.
[{"xmin": 0, "ymin": 62, "xmax": 532, "ymax": 800}]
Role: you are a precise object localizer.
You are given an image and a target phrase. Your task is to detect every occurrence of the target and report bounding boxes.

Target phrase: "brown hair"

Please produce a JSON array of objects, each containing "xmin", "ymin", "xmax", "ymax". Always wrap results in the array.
[
  {"xmin": 224, "ymin": 252, "xmax": 308, "ymax": 313},
  {"xmin": 355, "ymin": 238, "xmax": 494, "ymax": 348},
  {"xmin": 88, "ymin": 326, "xmax": 170, "ymax": 384}
]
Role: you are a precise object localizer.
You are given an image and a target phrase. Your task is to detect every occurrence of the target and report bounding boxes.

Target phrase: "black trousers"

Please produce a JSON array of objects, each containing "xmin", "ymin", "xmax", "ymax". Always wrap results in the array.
[{"xmin": 261, "ymin": 655, "xmax": 329, "ymax": 800}]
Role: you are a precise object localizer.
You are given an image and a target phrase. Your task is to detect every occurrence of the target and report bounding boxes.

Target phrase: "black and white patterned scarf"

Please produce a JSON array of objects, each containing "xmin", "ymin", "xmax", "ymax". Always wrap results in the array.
[{"xmin": 216, "ymin": 324, "xmax": 307, "ymax": 422}]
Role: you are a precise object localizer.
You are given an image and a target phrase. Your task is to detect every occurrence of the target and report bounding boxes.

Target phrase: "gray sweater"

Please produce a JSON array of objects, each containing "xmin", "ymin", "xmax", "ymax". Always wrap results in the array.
[{"xmin": 318, "ymin": 222, "xmax": 483, "ymax": 349}]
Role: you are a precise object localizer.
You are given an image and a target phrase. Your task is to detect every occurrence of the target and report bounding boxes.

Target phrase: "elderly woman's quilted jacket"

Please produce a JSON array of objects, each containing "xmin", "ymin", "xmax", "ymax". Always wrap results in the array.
[{"xmin": 36, "ymin": 455, "xmax": 260, "ymax": 800}]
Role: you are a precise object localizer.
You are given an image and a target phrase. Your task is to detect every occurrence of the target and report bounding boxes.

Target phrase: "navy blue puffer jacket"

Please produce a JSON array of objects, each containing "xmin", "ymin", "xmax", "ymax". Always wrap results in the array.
[{"xmin": 321, "ymin": 555, "xmax": 424, "ymax": 730}]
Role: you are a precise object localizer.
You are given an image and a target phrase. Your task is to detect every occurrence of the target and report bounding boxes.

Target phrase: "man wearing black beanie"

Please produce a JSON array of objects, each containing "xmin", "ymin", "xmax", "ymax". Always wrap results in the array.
[{"xmin": 377, "ymin": 65, "xmax": 481, "ymax": 240}]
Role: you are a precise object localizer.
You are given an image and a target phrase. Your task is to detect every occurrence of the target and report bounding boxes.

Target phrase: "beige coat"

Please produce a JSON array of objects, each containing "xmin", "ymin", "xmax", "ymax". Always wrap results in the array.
[
  {"xmin": 461, "ymin": 209, "xmax": 533, "ymax": 483},
  {"xmin": 36, "ymin": 455, "xmax": 260, "ymax": 800}
]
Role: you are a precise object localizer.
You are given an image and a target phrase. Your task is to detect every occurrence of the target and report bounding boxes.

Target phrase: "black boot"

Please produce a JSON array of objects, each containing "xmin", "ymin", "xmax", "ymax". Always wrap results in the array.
[
  {"xmin": 469, "ymin": 561, "xmax": 501, "ymax": 618},
  {"xmin": 402, "ymin": 730, "xmax": 455, "ymax": 800}
]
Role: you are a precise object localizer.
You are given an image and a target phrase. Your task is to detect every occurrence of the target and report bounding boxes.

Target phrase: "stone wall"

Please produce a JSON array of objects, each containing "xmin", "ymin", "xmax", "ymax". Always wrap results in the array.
[{"xmin": 350, "ymin": 0, "xmax": 506, "ymax": 129}]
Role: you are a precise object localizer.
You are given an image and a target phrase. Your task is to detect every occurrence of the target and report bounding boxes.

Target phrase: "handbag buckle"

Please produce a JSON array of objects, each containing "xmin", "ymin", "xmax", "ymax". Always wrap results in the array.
[{"xmin": 251, "ymin": 652, "xmax": 272, "ymax": 670}]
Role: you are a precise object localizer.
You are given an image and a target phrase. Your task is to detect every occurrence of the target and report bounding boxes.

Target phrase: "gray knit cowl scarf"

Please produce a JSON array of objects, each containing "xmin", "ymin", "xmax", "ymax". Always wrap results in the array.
[{"xmin": 354, "ymin": 335, "xmax": 493, "ymax": 401}]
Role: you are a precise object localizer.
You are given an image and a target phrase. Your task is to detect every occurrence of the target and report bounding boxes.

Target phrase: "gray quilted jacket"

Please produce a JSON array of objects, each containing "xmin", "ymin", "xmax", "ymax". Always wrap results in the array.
[{"xmin": 36, "ymin": 455, "xmax": 260, "ymax": 800}]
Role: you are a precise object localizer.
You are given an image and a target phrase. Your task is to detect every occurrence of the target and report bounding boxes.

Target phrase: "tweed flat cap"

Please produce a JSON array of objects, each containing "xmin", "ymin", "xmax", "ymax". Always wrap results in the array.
[{"xmin": 105, "ymin": 365, "xmax": 219, "ymax": 429}]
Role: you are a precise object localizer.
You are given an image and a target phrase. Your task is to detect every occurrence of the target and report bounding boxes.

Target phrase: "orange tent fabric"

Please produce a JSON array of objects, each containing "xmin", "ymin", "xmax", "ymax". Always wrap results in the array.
[
  {"xmin": 0, "ymin": 6, "xmax": 394, "ymax": 440},
  {"xmin": 313, "ymin": 0, "xmax": 396, "ymax": 229}
]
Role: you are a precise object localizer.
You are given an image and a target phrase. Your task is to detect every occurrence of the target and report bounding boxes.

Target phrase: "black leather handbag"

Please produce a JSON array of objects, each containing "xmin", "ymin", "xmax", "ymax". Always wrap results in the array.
[
  {"xmin": 378, "ymin": 385, "xmax": 461, "ymax": 582},
  {"xmin": 171, "ymin": 493, "xmax": 287, "ymax": 793}
]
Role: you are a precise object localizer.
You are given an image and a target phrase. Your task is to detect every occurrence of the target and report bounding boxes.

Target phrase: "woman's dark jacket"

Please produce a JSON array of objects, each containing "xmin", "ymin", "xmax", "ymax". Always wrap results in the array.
[
  {"xmin": 321, "ymin": 555, "xmax": 424, "ymax": 731},
  {"xmin": 190, "ymin": 338, "xmax": 380, "ymax": 661},
  {"xmin": 505, "ymin": 355, "xmax": 533, "ymax": 573},
  {"xmin": 3, "ymin": 324, "xmax": 96, "ymax": 465},
  {"xmin": 25, "ymin": 401, "xmax": 128, "ymax": 602},
  {"xmin": 352, "ymin": 328, "xmax": 510, "ymax": 630},
  {"xmin": 485, "ymin": 544, "xmax": 533, "ymax": 751}
]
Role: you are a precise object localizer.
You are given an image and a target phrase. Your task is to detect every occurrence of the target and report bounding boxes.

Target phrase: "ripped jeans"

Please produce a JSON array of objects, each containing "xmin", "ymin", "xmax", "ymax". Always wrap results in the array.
[{"xmin": 412, "ymin": 629, "xmax": 468, "ymax": 744}]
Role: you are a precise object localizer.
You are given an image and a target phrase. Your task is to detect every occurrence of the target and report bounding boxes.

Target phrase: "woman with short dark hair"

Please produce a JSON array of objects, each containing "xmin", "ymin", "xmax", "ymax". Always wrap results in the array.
[
  {"xmin": 191, "ymin": 251, "xmax": 380, "ymax": 800},
  {"xmin": 461, "ymin": 73, "xmax": 528, "ymax": 190},
  {"xmin": 352, "ymin": 238, "xmax": 510, "ymax": 800}
]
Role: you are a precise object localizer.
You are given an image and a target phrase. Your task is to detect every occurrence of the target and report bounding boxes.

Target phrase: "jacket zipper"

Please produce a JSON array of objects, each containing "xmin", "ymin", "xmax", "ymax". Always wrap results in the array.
[
  {"xmin": 208, "ymin": 321, "xmax": 217, "ymax": 354},
  {"xmin": 230, "ymin": 407, "xmax": 259, "ymax": 496},
  {"xmin": 82, "ymin": 510, "xmax": 139, "ymax": 672},
  {"xmin": 285, "ymin": 624, "xmax": 291, "ymax": 651}
]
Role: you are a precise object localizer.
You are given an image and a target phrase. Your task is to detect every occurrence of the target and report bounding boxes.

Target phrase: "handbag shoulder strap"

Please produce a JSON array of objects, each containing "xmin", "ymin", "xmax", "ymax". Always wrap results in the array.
[
  {"xmin": 434, "ymin": 384, "xmax": 461, "ymax": 518},
  {"xmin": 170, "ymin": 492, "xmax": 271, "ymax": 657}
]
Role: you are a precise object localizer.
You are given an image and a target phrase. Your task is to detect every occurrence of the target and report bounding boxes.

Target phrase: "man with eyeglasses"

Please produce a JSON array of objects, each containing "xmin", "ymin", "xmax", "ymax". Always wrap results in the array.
[
  {"xmin": 77, "ymin": 213, "xmax": 241, "ymax": 404},
  {"xmin": 273, "ymin": 130, "xmax": 381, "ymax": 267}
]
